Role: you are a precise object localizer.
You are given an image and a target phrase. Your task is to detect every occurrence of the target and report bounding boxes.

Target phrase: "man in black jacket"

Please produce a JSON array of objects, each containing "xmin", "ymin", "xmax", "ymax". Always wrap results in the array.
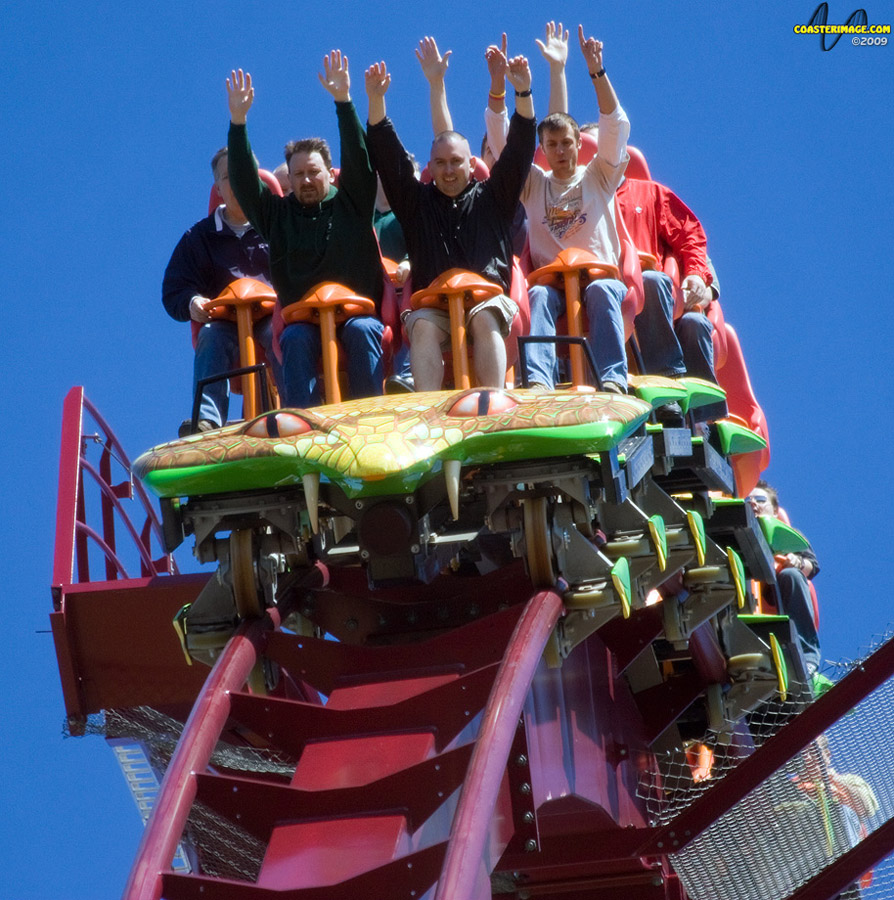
[{"xmin": 364, "ymin": 51, "xmax": 535, "ymax": 391}]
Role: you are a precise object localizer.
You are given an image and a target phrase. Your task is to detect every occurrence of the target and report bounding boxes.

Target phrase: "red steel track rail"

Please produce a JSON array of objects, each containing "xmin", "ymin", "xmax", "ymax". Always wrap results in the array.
[
  {"xmin": 435, "ymin": 589, "xmax": 564, "ymax": 900},
  {"xmin": 122, "ymin": 609, "xmax": 281, "ymax": 900}
]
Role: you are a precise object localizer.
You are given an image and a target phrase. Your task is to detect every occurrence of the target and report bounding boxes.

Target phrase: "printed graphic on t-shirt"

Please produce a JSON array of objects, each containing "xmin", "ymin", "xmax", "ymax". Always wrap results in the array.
[
  {"xmin": 543, "ymin": 182, "xmax": 587, "ymax": 242},
  {"xmin": 543, "ymin": 207, "xmax": 588, "ymax": 242}
]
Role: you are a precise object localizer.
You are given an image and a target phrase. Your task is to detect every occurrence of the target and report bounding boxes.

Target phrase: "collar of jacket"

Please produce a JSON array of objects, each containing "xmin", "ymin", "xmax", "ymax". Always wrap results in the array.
[{"xmin": 291, "ymin": 184, "xmax": 338, "ymax": 216}]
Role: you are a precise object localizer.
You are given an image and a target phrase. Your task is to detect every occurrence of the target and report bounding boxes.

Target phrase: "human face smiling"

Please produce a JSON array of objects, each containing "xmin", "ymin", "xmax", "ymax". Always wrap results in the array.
[
  {"xmin": 540, "ymin": 123, "xmax": 581, "ymax": 179},
  {"xmin": 429, "ymin": 135, "xmax": 472, "ymax": 198},
  {"xmin": 289, "ymin": 151, "xmax": 334, "ymax": 206}
]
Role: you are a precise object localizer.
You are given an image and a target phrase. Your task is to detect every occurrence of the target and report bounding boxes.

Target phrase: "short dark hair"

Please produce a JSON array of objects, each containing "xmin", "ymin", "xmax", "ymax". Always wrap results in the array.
[
  {"xmin": 755, "ymin": 480, "xmax": 779, "ymax": 513},
  {"xmin": 578, "ymin": 121, "xmax": 599, "ymax": 135},
  {"xmin": 284, "ymin": 138, "xmax": 333, "ymax": 170},
  {"xmin": 210, "ymin": 146, "xmax": 227, "ymax": 179},
  {"xmin": 537, "ymin": 112, "xmax": 580, "ymax": 145}
]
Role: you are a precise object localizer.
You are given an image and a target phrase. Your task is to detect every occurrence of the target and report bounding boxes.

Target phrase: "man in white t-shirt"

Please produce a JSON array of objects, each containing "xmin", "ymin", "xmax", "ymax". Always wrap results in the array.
[{"xmin": 521, "ymin": 27, "xmax": 630, "ymax": 391}]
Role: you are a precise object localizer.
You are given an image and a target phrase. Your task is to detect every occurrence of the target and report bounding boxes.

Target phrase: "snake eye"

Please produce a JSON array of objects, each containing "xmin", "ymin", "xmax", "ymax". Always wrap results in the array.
[
  {"xmin": 447, "ymin": 390, "xmax": 518, "ymax": 418},
  {"xmin": 246, "ymin": 413, "xmax": 314, "ymax": 438}
]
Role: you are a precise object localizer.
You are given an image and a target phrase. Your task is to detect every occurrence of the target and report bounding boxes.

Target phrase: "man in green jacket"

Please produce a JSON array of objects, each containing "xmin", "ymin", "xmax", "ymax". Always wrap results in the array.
[{"xmin": 226, "ymin": 52, "xmax": 385, "ymax": 408}]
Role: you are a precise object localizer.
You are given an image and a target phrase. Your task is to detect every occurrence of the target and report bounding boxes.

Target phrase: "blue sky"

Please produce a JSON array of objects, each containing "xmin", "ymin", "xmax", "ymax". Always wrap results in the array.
[{"xmin": 2, "ymin": 1, "xmax": 892, "ymax": 896}]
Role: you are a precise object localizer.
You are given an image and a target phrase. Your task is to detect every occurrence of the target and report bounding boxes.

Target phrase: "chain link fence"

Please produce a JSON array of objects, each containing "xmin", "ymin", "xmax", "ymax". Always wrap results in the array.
[{"xmin": 638, "ymin": 630, "xmax": 894, "ymax": 900}]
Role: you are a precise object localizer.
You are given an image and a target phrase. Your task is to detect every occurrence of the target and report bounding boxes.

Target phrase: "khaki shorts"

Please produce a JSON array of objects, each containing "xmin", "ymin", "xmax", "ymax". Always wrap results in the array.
[{"xmin": 404, "ymin": 294, "xmax": 518, "ymax": 346}]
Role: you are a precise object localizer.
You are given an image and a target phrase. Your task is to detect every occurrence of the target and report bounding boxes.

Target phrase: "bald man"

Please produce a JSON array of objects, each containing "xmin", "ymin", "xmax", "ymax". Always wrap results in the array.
[{"xmin": 365, "ymin": 53, "xmax": 535, "ymax": 390}]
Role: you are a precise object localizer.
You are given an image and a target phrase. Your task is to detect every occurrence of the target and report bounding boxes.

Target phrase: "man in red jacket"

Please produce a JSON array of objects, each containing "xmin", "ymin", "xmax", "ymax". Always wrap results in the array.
[
  {"xmin": 613, "ymin": 173, "xmax": 721, "ymax": 407},
  {"xmin": 579, "ymin": 118, "xmax": 724, "ymax": 418}
]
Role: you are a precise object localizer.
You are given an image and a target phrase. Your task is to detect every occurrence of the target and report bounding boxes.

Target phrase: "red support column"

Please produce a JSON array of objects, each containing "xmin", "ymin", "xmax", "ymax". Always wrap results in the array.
[{"xmin": 54, "ymin": 387, "xmax": 85, "ymax": 594}]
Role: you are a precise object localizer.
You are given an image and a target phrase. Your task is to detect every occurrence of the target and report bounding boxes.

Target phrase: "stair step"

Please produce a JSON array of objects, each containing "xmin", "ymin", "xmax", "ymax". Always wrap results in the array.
[
  {"xmin": 229, "ymin": 663, "xmax": 498, "ymax": 757},
  {"xmin": 195, "ymin": 742, "xmax": 474, "ymax": 838},
  {"xmin": 161, "ymin": 841, "xmax": 447, "ymax": 899}
]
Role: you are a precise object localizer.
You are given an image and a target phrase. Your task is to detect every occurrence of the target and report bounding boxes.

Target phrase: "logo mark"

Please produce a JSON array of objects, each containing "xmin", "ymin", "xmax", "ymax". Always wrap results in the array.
[{"xmin": 802, "ymin": 3, "xmax": 869, "ymax": 49}]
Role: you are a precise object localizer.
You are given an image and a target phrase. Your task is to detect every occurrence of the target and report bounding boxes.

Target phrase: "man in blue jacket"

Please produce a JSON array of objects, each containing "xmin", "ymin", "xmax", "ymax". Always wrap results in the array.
[{"xmin": 162, "ymin": 147, "xmax": 281, "ymax": 435}]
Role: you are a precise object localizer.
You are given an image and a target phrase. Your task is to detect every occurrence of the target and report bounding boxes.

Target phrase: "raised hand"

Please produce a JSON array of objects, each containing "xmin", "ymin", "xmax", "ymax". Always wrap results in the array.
[
  {"xmin": 365, "ymin": 61, "xmax": 390, "ymax": 125},
  {"xmin": 364, "ymin": 61, "xmax": 391, "ymax": 98},
  {"xmin": 506, "ymin": 54, "xmax": 532, "ymax": 93},
  {"xmin": 485, "ymin": 33, "xmax": 509, "ymax": 81},
  {"xmin": 318, "ymin": 50, "xmax": 350, "ymax": 102},
  {"xmin": 536, "ymin": 21, "xmax": 569, "ymax": 68},
  {"xmin": 416, "ymin": 36, "xmax": 452, "ymax": 84},
  {"xmin": 226, "ymin": 69, "xmax": 254, "ymax": 124},
  {"xmin": 578, "ymin": 25, "xmax": 604, "ymax": 74}
]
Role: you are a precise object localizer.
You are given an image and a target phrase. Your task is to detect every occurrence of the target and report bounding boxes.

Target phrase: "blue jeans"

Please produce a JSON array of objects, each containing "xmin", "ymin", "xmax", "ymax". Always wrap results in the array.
[
  {"xmin": 193, "ymin": 317, "xmax": 282, "ymax": 427},
  {"xmin": 675, "ymin": 309, "xmax": 714, "ymax": 381},
  {"xmin": 635, "ymin": 271, "xmax": 686, "ymax": 377},
  {"xmin": 391, "ymin": 341, "xmax": 412, "ymax": 379},
  {"xmin": 675, "ymin": 309, "xmax": 727, "ymax": 421},
  {"xmin": 774, "ymin": 568, "xmax": 821, "ymax": 675},
  {"xmin": 526, "ymin": 278, "xmax": 627, "ymax": 389},
  {"xmin": 280, "ymin": 315, "xmax": 385, "ymax": 408}
]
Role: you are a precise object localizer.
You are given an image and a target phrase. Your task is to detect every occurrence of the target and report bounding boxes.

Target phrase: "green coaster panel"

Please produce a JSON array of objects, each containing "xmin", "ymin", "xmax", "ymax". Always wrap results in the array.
[
  {"xmin": 726, "ymin": 546, "xmax": 747, "ymax": 609},
  {"xmin": 611, "ymin": 557, "xmax": 631, "ymax": 619},
  {"xmin": 675, "ymin": 377, "xmax": 727, "ymax": 414},
  {"xmin": 713, "ymin": 420, "xmax": 768, "ymax": 456},
  {"xmin": 629, "ymin": 375, "xmax": 688, "ymax": 409},
  {"xmin": 769, "ymin": 633, "xmax": 789, "ymax": 702},
  {"xmin": 812, "ymin": 673, "xmax": 835, "ymax": 698},
  {"xmin": 739, "ymin": 614, "xmax": 790, "ymax": 625},
  {"xmin": 758, "ymin": 516, "xmax": 811, "ymax": 554},
  {"xmin": 712, "ymin": 496, "xmax": 745, "ymax": 507},
  {"xmin": 685, "ymin": 509, "xmax": 707, "ymax": 566},
  {"xmin": 648, "ymin": 514, "xmax": 668, "ymax": 571}
]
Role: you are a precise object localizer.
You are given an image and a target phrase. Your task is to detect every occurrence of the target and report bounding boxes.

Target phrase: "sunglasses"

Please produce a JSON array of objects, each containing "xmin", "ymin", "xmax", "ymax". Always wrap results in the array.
[{"xmin": 749, "ymin": 494, "xmax": 770, "ymax": 504}]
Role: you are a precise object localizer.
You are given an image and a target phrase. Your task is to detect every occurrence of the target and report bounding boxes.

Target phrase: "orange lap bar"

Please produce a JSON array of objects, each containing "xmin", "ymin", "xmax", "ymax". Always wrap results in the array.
[
  {"xmin": 202, "ymin": 277, "xmax": 278, "ymax": 419},
  {"xmin": 411, "ymin": 269, "xmax": 504, "ymax": 390},
  {"xmin": 527, "ymin": 248, "xmax": 621, "ymax": 387},
  {"xmin": 281, "ymin": 283, "xmax": 376, "ymax": 405}
]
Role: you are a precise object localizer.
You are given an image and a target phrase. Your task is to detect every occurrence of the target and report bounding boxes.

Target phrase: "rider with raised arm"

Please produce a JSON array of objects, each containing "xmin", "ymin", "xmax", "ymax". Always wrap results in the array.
[
  {"xmin": 416, "ymin": 36, "xmax": 454, "ymax": 136},
  {"xmin": 226, "ymin": 53, "xmax": 385, "ymax": 408},
  {"xmin": 418, "ymin": 35, "xmax": 528, "ymax": 259},
  {"xmin": 488, "ymin": 26, "xmax": 631, "ymax": 393},
  {"xmin": 483, "ymin": 26, "xmax": 567, "ymax": 167},
  {"xmin": 365, "ymin": 47, "xmax": 535, "ymax": 392},
  {"xmin": 544, "ymin": 36, "xmax": 723, "ymax": 418},
  {"xmin": 162, "ymin": 147, "xmax": 282, "ymax": 436}
]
